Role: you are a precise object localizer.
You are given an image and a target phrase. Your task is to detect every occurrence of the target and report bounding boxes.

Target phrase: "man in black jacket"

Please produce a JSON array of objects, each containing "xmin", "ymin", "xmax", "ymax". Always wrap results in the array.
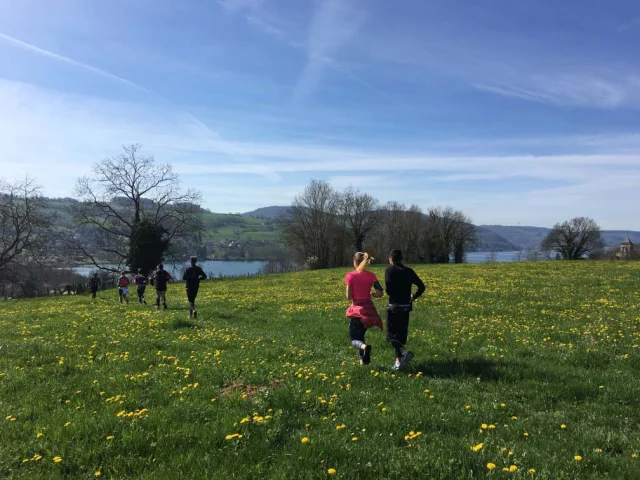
[
  {"xmin": 183, "ymin": 256, "xmax": 207, "ymax": 318},
  {"xmin": 385, "ymin": 249, "xmax": 425, "ymax": 370}
]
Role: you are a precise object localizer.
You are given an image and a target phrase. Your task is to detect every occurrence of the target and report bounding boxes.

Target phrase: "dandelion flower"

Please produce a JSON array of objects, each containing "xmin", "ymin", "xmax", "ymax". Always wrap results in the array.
[
  {"xmin": 106, "ymin": 436, "xmax": 114, "ymax": 441},
  {"xmin": 36, "ymin": 432, "xmax": 44, "ymax": 438},
  {"xmin": 471, "ymin": 443, "xmax": 484, "ymax": 452},
  {"xmin": 574, "ymin": 455, "xmax": 583, "ymax": 462},
  {"xmin": 352, "ymin": 437, "xmax": 358, "ymax": 441},
  {"xmin": 487, "ymin": 463, "xmax": 496, "ymax": 471},
  {"xmin": 481, "ymin": 423, "xmax": 488, "ymax": 429},
  {"xmin": 53, "ymin": 456, "xmax": 62, "ymax": 463},
  {"xmin": 632, "ymin": 453, "xmax": 637, "ymax": 459},
  {"xmin": 529, "ymin": 468, "xmax": 536, "ymax": 473},
  {"xmin": 594, "ymin": 448, "xmax": 603, "ymax": 453},
  {"xmin": 561, "ymin": 424, "xmax": 567, "ymax": 429},
  {"xmin": 327, "ymin": 468, "xmax": 337, "ymax": 475},
  {"xmin": 523, "ymin": 432, "xmax": 529, "ymax": 437},
  {"xmin": 509, "ymin": 465, "xmax": 518, "ymax": 472},
  {"xmin": 95, "ymin": 472, "xmax": 101, "ymax": 477},
  {"xmin": 301, "ymin": 437, "xmax": 310, "ymax": 444}
]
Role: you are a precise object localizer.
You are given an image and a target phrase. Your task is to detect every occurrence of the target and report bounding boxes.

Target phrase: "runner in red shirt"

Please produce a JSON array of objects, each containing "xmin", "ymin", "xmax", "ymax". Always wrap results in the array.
[
  {"xmin": 117, "ymin": 272, "xmax": 130, "ymax": 304},
  {"xmin": 345, "ymin": 252, "xmax": 384, "ymax": 365}
]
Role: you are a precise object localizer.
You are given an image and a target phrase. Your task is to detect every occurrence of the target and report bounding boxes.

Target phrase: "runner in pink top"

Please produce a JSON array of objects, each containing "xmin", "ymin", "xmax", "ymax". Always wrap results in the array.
[{"xmin": 345, "ymin": 252, "xmax": 384, "ymax": 365}]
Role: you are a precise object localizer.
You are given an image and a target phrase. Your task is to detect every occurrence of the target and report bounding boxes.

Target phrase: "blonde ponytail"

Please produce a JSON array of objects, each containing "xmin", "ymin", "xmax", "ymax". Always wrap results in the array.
[{"xmin": 355, "ymin": 252, "xmax": 374, "ymax": 273}]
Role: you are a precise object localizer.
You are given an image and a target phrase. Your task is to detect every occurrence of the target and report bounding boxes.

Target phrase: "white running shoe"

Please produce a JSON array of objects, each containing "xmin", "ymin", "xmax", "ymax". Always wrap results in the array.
[
  {"xmin": 401, "ymin": 350, "xmax": 414, "ymax": 368},
  {"xmin": 392, "ymin": 359, "xmax": 402, "ymax": 371}
]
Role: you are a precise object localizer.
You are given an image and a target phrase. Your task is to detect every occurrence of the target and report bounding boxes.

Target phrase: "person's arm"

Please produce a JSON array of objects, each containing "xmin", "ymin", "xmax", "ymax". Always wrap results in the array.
[
  {"xmin": 371, "ymin": 276, "xmax": 384, "ymax": 298},
  {"xmin": 411, "ymin": 270, "xmax": 426, "ymax": 301},
  {"xmin": 384, "ymin": 268, "xmax": 392, "ymax": 297},
  {"xmin": 346, "ymin": 284, "xmax": 353, "ymax": 301},
  {"xmin": 182, "ymin": 270, "xmax": 188, "ymax": 281},
  {"xmin": 199, "ymin": 267, "xmax": 207, "ymax": 281}
]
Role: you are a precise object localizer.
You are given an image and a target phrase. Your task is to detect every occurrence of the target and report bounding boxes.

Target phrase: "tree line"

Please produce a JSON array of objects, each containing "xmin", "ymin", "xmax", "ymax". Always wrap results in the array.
[
  {"xmin": 279, "ymin": 179, "xmax": 477, "ymax": 269},
  {"xmin": 0, "ymin": 145, "xmax": 619, "ymax": 297}
]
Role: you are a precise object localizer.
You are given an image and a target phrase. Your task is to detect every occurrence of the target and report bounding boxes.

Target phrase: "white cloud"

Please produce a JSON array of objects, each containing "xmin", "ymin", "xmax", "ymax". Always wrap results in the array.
[{"xmin": 1, "ymin": 78, "xmax": 639, "ymax": 228}]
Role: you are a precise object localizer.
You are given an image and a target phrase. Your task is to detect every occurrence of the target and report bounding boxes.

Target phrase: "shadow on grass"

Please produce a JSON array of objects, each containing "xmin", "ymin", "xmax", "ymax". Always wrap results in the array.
[
  {"xmin": 411, "ymin": 358, "xmax": 505, "ymax": 381},
  {"xmin": 171, "ymin": 318, "xmax": 198, "ymax": 329}
]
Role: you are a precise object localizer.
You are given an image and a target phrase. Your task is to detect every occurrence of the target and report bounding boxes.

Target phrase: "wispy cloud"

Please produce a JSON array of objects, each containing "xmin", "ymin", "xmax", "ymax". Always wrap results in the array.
[
  {"xmin": 0, "ymin": 32, "xmax": 150, "ymax": 93},
  {"xmin": 473, "ymin": 73, "xmax": 640, "ymax": 109},
  {"xmin": 617, "ymin": 16, "xmax": 640, "ymax": 32},
  {"xmin": 293, "ymin": 0, "xmax": 366, "ymax": 99}
]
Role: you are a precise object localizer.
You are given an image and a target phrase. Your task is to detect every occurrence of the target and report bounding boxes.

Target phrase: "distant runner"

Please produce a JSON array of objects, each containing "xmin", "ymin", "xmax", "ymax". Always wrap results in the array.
[
  {"xmin": 117, "ymin": 272, "xmax": 130, "ymax": 304},
  {"xmin": 385, "ymin": 250, "xmax": 425, "ymax": 370},
  {"xmin": 183, "ymin": 256, "xmax": 207, "ymax": 319},
  {"xmin": 89, "ymin": 273, "xmax": 101, "ymax": 299},
  {"xmin": 134, "ymin": 268, "xmax": 148, "ymax": 305},
  {"xmin": 151, "ymin": 263, "xmax": 173, "ymax": 310},
  {"xmin": 345, "ymin": 252, "xmax": 384, "ymax": 365}
]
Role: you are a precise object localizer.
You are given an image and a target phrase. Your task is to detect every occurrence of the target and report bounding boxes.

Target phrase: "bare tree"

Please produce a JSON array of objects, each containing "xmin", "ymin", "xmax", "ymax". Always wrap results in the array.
[
  {"xmin": 341, "ymin": 187, "xmax": 378, "ymax": 252},
  {"xmin": 280, "ymin": 179, "xmax": 341, "ymax": 269},
  {"xmin": 541, "ymin": 217, "xmax": 604, "ymax": 260},
  {"xmin": 0, "ymin": 177, "xmax": 51, "ymax": 276},
  {"xmin": 451, "ymin": 210, "xmax": 477, "ymax": 263},
  {"xmin": 71, "ymin": 144, "xmax": 202, "ymax": 272}
]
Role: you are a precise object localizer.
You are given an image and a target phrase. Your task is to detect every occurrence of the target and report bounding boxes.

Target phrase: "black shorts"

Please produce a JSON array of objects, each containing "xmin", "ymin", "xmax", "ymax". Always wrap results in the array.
[
  {"xmin": 137, "ymin": 286, "xmax": 146, "ymax": 296},
  {"xmin": 348, "ymin": 317, "xmax": 366, "ymax": 343},
  {"xmin": 386, "ymin": 311, "xmax": 410, "ymax": 346}
]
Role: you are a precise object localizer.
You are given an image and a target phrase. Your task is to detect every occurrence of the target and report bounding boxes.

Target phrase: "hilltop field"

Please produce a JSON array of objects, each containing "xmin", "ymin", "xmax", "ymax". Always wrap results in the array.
[{"xmin": 1, "ymin": 262, "xmax": 639, "ymax": 479}]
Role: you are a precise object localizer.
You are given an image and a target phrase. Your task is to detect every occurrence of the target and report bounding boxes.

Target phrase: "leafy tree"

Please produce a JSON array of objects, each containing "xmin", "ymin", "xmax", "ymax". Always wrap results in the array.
[{"xmin": 126, "ymin": 220, "xmax": 170, "ymax": 275}]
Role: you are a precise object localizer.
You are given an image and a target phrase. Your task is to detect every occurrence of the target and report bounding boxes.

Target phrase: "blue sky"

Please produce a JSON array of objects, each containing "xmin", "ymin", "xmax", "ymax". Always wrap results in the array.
[{"xmin": 1, "ymin": 0, "xmax": 639, "ymax": 228}]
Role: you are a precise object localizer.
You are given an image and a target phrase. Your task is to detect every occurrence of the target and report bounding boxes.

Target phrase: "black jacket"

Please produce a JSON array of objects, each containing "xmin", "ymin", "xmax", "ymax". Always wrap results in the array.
[{"xmin": 385, "ymin": 263, "xmax": 425, "ymax": 305}]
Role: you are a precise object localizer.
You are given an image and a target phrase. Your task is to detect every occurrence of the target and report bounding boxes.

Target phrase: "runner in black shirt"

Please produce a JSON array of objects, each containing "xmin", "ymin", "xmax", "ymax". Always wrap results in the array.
[
  {"xmin": 183, "ymin": 256, "xmax": 207, "ymax": 318},
  {"xmin": 89, "ymin": 274, "xmax": 101, "ymax": 299},
  {"xmin": 385, "ymin": 249, "xmax": 425, "ymax": 370},
  {"xmin": 151, "ymin": 263, "xmax": 173, "ymax": 310}
]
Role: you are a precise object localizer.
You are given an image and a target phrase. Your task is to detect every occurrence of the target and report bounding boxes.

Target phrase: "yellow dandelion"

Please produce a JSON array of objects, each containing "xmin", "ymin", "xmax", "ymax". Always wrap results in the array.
[
  {"xmin": 53, "ymin": 456, "xmax": 62, "ymax": 463},
  {"xmin": 561, "ymin": 424, "xmax": 567, "ymax": 429},
  {"xmin": 574, "ymin": 455, "xmax": 583, "ymax": 462},
  {"xmin": 352, "ymin": 437, "xmax": 358, "ymax": 441},
  {"xmin": 632, "ymin": 453, "xmax": 637, "ymax": 459},
  {"xmin": 481, "ymin": 423, "xmax": 488, "ymax": 429},
  {"xmin": 523, "ymin": 432, "xmax": 529, "ymax": 437},
  {"xmin": 529, "ymin": 468, "xmax": 536, "ymax": 473},
  {"xmin": 36, "ymin": 432, "xmax": 44, "ymax": 438},
  {"xmin": 95, "ymin": 472, "xmax": 101, "ymax": 477},
  {"xmin": 301, "ymin": 437, "xmax": 310, "ymax": 444},
  {"xmin": 509, "ymin": 465, "xmax": 518, "ymax": 472},
  {"xmin": 328, "ymin": 468, "xmax": 337, "ymax": 475},
  {"xmin": 106, "ymin": 435, "xmax": 114, "ymax": 440},
  {"xmin": 471, "ymin": 443, "xmax": 484, "ymax": 452},
  {"xmin": 487, "ymin": 463, "xmax": 496, "ymax": 471},
  {"xmin": 594, "ymin": 448, "xmax": 603, "ymax": 453}
]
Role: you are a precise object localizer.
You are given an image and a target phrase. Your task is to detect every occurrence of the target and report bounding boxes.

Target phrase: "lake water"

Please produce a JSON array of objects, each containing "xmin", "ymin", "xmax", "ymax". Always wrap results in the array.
[
  {"xmin": 73, "ymin": 252, "xmax": 533, "ymax": 278},
  {"xmin": 74, "ymin": 260, "xmax": 267, "ymax": 278}
]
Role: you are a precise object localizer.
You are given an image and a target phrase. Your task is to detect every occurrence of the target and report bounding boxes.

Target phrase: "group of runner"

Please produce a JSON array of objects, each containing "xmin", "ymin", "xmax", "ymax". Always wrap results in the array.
[
  {"xmin": 345, "ymin": 249, "xmax": 425, "ymax": 370},
  {"xmin": 88, "ymin": 249, "xmax": 422, "ymax": 369},
  {"xmin": 88, "ymin": 257, "xmax": 207, "ymax": 318}
]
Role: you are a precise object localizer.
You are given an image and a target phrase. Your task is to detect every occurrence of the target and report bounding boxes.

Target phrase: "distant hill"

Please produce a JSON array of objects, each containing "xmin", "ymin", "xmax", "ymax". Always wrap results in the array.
[
  {"xmin": 474, "ymin": 226, "xmax": 519, "ymax": 251},
  {"xmin": 480, "ymin": 226, "xmax": 551, "ymax": 250},
  {"xmin": 243, "ymin": 206, "xmax": 290, "ymax": 219},
  {"xmin": 481, "ymin": 225, "xmax": 640, "ymax": 250}
]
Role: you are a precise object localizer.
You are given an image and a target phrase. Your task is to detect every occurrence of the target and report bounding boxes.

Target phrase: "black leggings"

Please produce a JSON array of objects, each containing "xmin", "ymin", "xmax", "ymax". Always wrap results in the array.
[{"xmin": 386, "ymin": 311, "xmax": 410, "ymax": 358}]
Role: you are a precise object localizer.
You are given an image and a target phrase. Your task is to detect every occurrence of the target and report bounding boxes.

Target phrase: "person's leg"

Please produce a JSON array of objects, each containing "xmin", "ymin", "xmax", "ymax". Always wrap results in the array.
[
  {"xmin": 349, "ymin": 318, "xmax": 371, "ymax": 364},
  {"xmin": 349, "ymin": 318, "xmax": 366, "ymax": 350},
  {"xmin": 161, "ymin": 290, "xmax": 167, "ymax": 309},
  {"xmin": 191, "ymin": 287, "xmax": 199, "ymax": 318},
  {"xmin": 397, "ymin": 312, "xmax": 413, "ymax": 366},
  {"xmin": 386, "ymin": 312, "xmax": 404, "ymax": 360},
  {"xmin": 156, "ymin": 290, "xmax": 161, "ymax": 308},
  {"xmin": 119, "ymin": 289, "xmax": 123, "ymax": 303}
]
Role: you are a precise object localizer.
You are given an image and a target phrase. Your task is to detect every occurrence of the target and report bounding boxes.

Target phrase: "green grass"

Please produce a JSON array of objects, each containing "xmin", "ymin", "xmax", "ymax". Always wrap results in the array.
[{"xmin": 1, "ymin": 262, "xmax": 639, "ymax": 479}]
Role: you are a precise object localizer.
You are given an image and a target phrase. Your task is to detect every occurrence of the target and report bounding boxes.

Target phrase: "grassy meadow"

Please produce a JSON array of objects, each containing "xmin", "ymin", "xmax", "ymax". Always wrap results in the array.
[{"xmin": 1, "ymin": 261, "xmax": 639, "ymax": 479}]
